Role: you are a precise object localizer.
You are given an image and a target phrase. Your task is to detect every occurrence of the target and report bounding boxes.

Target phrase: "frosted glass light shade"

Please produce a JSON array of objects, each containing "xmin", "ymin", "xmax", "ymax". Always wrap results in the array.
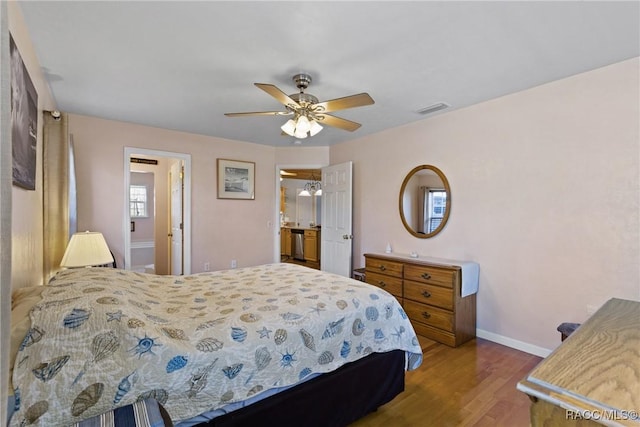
[
  {"xmin": 296, "ymin": 115, "xmax": 311, "ymax": 133},
  {"xmin": 281, "ymin": 116, "xmax": 323, "ymax": 139},
  {"xmin": 60, "ymin": 231, "xmax": 114, "ymax": 267},
  {"xmin": 309, "ymin": 120, "xmax": 323, "ymax": 136},
  {"xmin": 294, "ymin": 128, "xmax": 308, "ymax": 139},
  {"xmin": 281, "ymin": 119, "xmax": 296, "ymax": 136}
]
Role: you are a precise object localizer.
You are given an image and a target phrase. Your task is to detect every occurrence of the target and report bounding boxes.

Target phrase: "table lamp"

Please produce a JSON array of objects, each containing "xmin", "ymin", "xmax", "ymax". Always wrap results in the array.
[{"xmin": 60, "ymin": 231, "xmax": 114, "ymax": 268}]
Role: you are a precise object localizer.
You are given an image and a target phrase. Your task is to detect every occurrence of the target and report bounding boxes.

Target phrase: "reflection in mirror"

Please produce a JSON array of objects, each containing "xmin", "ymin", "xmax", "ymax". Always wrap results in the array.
[{"xmin": 399, "ymin": 165, "xmax": 451, "ymax": 238}]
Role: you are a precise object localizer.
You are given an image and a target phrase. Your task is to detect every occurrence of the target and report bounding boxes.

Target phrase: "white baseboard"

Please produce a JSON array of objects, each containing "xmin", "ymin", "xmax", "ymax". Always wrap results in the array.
[
  {"xmin": 131, "ymin": 264, "xmax": 155, "ymax": 274},
  {"xmin": 131, "ymin": 240, "xmax": 154, "ymax": 249},
  {"xmin": 476, "ymin": 329, "xmax": 553, "ymax": 358}
]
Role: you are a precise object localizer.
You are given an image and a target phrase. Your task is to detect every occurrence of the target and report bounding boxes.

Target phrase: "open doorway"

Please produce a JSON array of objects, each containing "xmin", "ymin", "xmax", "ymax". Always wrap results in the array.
[
  {"xmin": 124, "ymin": 148, "xmax": 192, "ymax": 274},
  {"xmin": 277, "ymin": 167, "xmax": 323, "ymax": 269}
]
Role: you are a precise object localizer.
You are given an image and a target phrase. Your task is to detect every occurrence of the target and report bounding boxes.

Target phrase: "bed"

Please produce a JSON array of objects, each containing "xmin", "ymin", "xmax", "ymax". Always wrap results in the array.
[{"xmin": 9, "ymin": 263, "xmax": 423, "ymax": 426}]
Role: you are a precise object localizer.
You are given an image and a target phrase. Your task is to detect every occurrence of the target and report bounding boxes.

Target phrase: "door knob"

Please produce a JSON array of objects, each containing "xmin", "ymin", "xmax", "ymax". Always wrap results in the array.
[{"xmin": 342, "ymin": 234, "xmax": 353, "ymax": 239}]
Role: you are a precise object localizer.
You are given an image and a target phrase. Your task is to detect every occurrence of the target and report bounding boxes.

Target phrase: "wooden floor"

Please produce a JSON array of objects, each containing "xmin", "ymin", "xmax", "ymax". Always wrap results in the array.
[
  {"xmin": 281, "ymin": 255, "xmax": 320, "ymax": 270},
  {"xmin": 350, "ymin": 336, "xmax": 542, "ymax": 427}
]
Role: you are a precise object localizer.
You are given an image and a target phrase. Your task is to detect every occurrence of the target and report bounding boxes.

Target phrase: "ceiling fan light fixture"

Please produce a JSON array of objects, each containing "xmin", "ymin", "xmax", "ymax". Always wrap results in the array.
[
  {"xmin": 226, "ymin": 73, "xmax": 373, "ymax": 138},
  {"xmin": 294, "ymin": 128, "xmax": 308, "ymax": 139},
  {"xmin": 309, "ymin": 120, "xmax": 323, "ymax": 136},
  {"xmin": 281, "ymin": 119, "xmax": 296, "ymax": 136},
  {"xmin": 296, "ymin": 115, "xmax": 311, "ymax": 133}
]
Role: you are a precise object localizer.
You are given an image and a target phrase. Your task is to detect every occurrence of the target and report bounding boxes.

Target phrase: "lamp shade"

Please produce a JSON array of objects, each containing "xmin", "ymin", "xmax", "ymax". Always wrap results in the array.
[
  {"xmin": 60, "ymin": 231, "xmax": 114, "ymax": 268},
  {"xmin": 281, "ymin": 119, "xmax": 296, "ymax": 136},
  {"xmin": 309, "ymin": 120, "xmax": 323, "ymax": 137},
  {"xmin": 296, "ymin": 115, "xmax": 311, "ymax": 133}
]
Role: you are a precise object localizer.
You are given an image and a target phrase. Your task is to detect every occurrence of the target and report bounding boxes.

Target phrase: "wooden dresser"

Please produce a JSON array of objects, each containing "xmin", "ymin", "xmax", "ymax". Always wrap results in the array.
[
  {"xmin": 364, "ymin": 253, "xmax": 477, "ymax": 347},
  {"xmin": 517, "ymin": 298, "xmax": 640, "ymax": 426}
]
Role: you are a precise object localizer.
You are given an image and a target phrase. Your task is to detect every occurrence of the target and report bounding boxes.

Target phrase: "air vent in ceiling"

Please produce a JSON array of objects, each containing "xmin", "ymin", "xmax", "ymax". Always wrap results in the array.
[{"xmin": 416, "ymin": 102, "xmax": 450, "ymax": 115}]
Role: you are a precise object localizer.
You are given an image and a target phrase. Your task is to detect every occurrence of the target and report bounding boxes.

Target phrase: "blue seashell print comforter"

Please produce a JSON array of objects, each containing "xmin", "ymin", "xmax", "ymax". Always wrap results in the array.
[{"xmin": 10, "ymin": 263, "xmax": 423, "ymax": 426}]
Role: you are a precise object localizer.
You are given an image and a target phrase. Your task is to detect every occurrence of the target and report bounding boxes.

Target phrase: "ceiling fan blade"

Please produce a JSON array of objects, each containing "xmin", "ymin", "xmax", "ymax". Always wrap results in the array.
[
  {"xmin": 224, "ymin": 111, "xmax": 291, "ymax": 117},
  {"xmin": 316, "ymin": 114, "xmax": 362, "ymax": 132},
  {"xmin": 255, "ymin": 83, "xmax": 301, "ymax": 110},
  {"xmin": 313, "ymin": 93, "xmax": 374, "ymax": 113}
]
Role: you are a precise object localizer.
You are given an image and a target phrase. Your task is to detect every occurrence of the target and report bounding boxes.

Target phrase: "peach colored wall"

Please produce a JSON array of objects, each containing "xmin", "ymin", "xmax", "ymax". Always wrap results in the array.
[
  {"xmin": 4, "ymin": 2, "xmax": 56, "ymax": 421},
  {"xmin": 8, "ymin": 2, "xmax": 55, "ymax": 290},
  {"xmin": 275, "ymin": 146, "xmax": 329, "ymax": 166},
  {"xmin": 69, "ymin": 114, "xmax": 286, "ymax": 273},
  {"xmin": 331, "ymin": 58, "xmax": 640, "ymax": 353}
]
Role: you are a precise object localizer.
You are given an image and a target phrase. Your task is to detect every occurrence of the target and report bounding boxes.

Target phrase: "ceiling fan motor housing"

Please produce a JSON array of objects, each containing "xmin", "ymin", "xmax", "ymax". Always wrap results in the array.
[
  {"xmin": 293, "ymin": 73, "xmax": 312, "ymax": 90},
  {"xmin": 290, "ymin": 92, "xmax": 319, "ymax": 107},
  {"xmin": 289, "ymin": 74, "xmax": 318, "ymax": 108}
]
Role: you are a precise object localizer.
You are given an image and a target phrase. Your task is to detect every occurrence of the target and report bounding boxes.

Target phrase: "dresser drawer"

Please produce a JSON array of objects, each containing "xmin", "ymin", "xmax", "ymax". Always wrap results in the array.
[
  {"xmin": 411, "ymin": 323, "xmax": 456, "ymax": 347},
  {"xmin": 365, "ymin": 257, "xmax": 403, "ymax": 278},
  {"xmin": 404, "ymin": 264, "xmax": 456, "ymax": 288},
  {"xmin": 365, "ymin": 271, "xmax": 403, "ymax": 298},
  {"xmin": 404, "ymin": 280, "xmax": 453, "ymax": 310},
  {"xmin": 403, "ymin": 299, "xmax": 454, "ymax": 332}
]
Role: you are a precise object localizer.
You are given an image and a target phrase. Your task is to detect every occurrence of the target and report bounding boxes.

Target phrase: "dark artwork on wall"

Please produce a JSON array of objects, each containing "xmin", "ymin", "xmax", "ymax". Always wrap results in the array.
[{"xmin": 10, "ymin": 34, "xmax": 39, "ymax": 191}]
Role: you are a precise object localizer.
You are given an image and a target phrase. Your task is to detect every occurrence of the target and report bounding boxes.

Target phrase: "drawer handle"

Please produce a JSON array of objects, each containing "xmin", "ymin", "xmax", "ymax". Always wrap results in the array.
[
  {"xmin": 421, "ymin": 291, "xmax": 431, "ymax": 298},
  {"xmin": 378, "ymin": 265, "xmax": 386, "ymax": 271},
  {"xmin": 421, "ymin": 273, "xmax": 431, "ymax": 280},
  {"xmin": 421, "ymin": 311, "xmax": 431, "ymax": 319},
  {"xmin": 377, "ymin": 281, "xmax": 387, "ymax": 288}
]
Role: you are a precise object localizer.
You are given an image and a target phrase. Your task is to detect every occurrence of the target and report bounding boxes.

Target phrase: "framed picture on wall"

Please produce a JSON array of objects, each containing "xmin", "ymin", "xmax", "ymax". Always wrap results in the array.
[
  {"xmin": 10, "ymin": 33, "xmax": 39, "ymax": 191},
  {"xmin": 217, "ymin": 159, "xmax": 255, "ymax": 200}
]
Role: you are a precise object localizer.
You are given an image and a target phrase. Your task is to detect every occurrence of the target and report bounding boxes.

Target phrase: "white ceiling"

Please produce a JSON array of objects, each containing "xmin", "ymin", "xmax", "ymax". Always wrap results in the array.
[{"xmin": 17, "ymin": 1, "xmax": 640, "ymax": 148}]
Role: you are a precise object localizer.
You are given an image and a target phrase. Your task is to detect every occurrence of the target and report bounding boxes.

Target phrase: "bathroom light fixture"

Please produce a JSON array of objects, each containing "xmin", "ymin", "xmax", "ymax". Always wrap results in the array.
[{"xmin": 299, "ymin": 179, "xmax": 322, "ymax": 197}]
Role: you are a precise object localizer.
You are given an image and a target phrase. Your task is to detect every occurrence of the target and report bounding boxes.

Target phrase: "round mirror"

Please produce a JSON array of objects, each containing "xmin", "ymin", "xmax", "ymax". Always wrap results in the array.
[{"xmin": 399, "ymin": 165, "xmax": 451, "ymax": 238}]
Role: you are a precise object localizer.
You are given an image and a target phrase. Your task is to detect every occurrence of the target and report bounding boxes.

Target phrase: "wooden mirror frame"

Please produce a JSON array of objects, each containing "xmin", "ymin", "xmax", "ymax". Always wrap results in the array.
[{"xmin": 399, "ymin": 165, "xmax": 451, "ymax": 238}]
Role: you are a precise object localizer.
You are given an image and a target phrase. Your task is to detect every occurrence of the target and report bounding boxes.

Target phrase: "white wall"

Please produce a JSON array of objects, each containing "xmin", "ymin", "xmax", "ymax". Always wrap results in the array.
[{"xmin": 331, "ymin": 58, "xmax": 640, "ymax": 353}]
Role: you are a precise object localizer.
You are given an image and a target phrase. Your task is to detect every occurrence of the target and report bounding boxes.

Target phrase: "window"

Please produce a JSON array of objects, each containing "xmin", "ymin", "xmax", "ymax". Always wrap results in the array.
[
  {"xmin": 426, "ymin": 189, "xmax": 447, "ymax": 233},
  {"xmin": 130, "ymin": 185, "xmax": 148, "ymax": 217}
]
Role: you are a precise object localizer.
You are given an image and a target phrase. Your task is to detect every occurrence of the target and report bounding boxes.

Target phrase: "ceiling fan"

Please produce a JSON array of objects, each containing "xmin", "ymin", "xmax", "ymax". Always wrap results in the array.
[{"xmin": 225, "ymin": 73, "xmax": 374, "ymax": 139}]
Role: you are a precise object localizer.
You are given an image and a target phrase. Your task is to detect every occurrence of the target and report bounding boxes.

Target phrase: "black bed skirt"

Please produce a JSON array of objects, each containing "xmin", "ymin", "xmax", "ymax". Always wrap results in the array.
[{"xmin": 198, "ymin": 349, "xmax": 406, "ymax": 427}]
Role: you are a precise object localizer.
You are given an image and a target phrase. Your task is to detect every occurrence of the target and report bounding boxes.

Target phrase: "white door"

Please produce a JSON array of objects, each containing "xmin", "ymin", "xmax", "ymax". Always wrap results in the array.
[
  {"xmin": 321, "ymin": 161, "xmax": 353, "ymax": 276},
  {"xmin": 169, "ymin": 161, "xmax": 183, "ymax": 275}
]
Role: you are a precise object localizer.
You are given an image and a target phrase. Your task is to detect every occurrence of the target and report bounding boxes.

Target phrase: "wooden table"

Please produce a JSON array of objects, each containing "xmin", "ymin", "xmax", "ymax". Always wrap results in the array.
[{"xmin": 517, "ymin": 298, "xmax": 640, "ymax": 426}]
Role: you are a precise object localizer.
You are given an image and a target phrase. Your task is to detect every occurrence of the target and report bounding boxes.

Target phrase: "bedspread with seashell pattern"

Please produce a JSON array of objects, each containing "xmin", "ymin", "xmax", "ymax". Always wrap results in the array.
[{"xmin": 10, "ymin": 263, "xmax": 422, "ymax": 426}]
